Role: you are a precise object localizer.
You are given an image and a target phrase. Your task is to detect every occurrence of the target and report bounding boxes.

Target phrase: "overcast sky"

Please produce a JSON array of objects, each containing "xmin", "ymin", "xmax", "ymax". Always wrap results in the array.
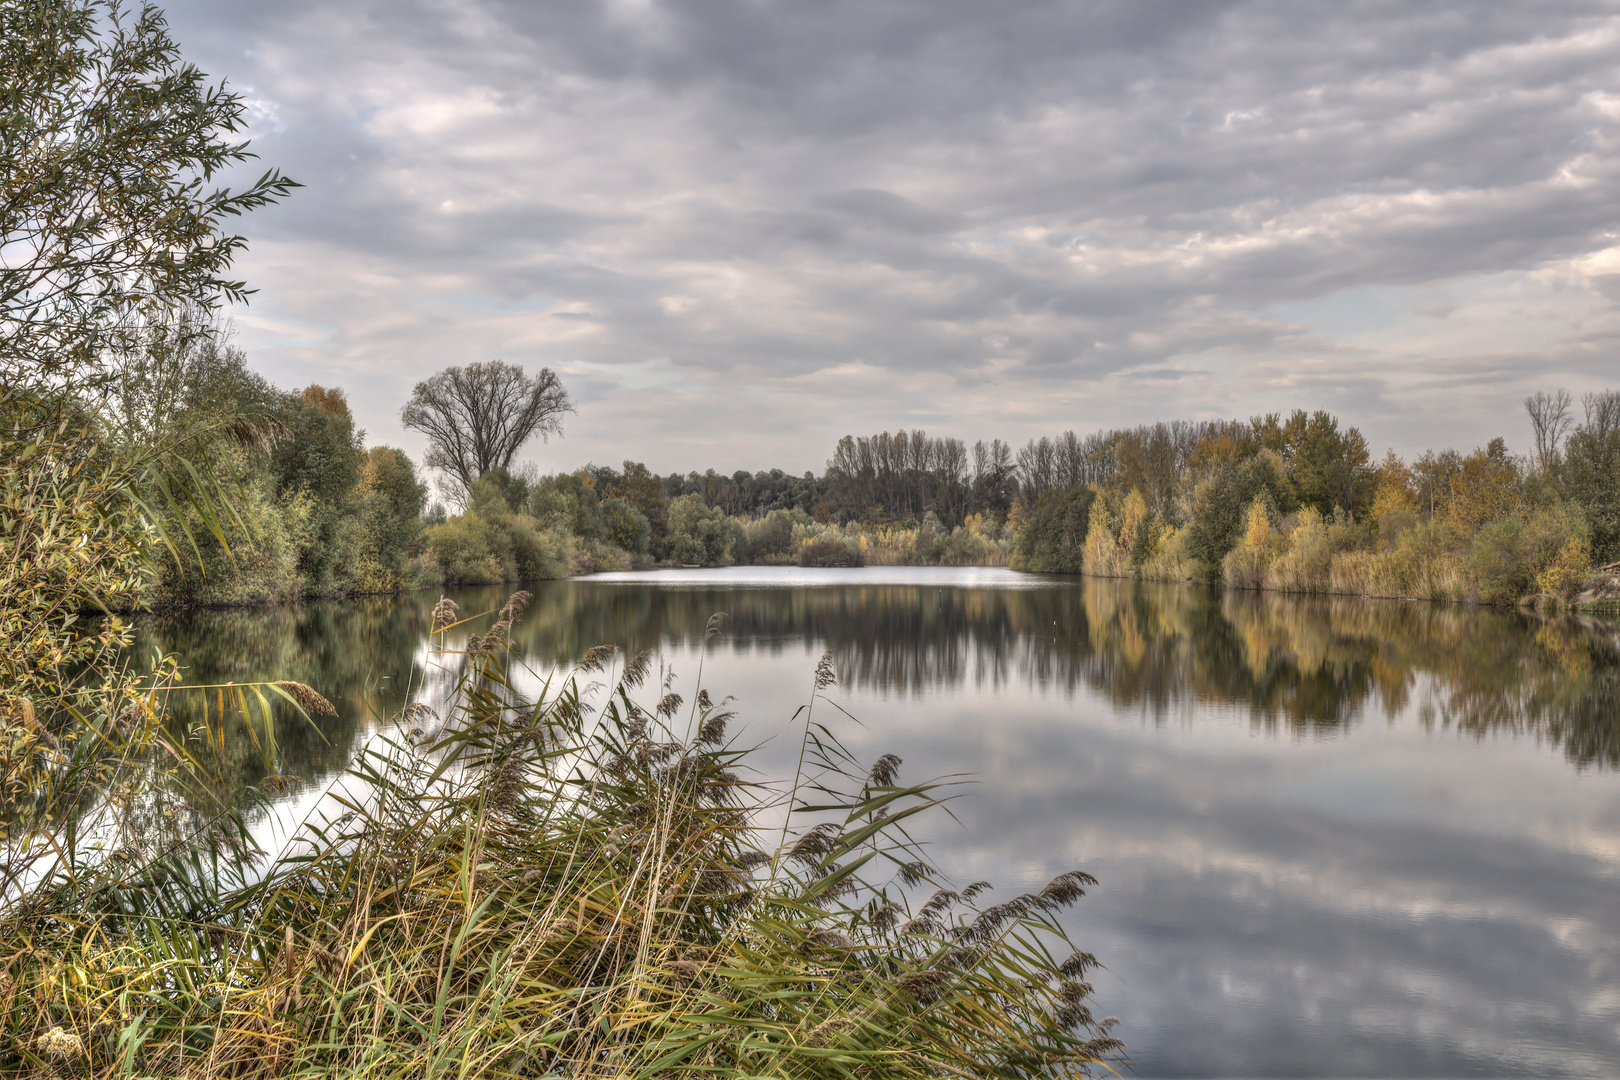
[{"xmin": 163, "ymin": 0, "xmax": 1620, "ymax": 477}]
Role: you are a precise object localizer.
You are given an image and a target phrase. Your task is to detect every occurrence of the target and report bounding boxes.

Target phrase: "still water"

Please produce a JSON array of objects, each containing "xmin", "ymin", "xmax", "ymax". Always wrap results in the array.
[{"xmin": 133, "ymin": 567, "xmax": 1620, "ymax": 1077}]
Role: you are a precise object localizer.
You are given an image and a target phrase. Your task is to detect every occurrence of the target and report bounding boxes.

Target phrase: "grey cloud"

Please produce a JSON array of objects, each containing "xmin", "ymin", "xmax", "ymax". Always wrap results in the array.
[
  {"xmin": 813, "ymin": 189, "xmax": 964, "ymax": 235},
  {"xmin": 164, "ymin": 0, "xmax": 1620, "ymax": 471}
]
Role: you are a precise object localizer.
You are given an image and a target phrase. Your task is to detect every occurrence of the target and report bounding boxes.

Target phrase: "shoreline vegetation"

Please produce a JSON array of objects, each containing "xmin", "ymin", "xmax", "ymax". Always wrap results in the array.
[
  {"xmin": 106, "ymin": 331, "xmax": 1620, "ymax": 614},
  {"xmin": 2, "ymin": 593, "xmax": 1125, "ymax": 1077}
]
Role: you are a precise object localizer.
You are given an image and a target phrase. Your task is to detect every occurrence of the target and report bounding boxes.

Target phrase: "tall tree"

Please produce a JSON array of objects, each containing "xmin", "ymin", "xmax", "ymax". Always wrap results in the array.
[
  {"xmin": 1524, "ymin": 390, "xmax": 1574, "ymax": 474},
  {"xmin": 400, "ymin": 360, "xmax": 573, "ymax": 504}
]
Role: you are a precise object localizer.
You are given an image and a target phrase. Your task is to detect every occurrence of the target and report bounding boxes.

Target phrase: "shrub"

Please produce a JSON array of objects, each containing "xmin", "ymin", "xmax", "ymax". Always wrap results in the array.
[
  {"xmin": 913, "ymin": 511, "xmax": 948, "ymax": 562},
  {"xmin": 1537, "ymin": 537, "xmax": 1591, "ymax": 601},
  {"xmin": 511, "ymin": 517, "xmax": 575, "ymax": 580},
  {"xmin": 939, "ymin": 513, "xmax": 1012, "ymax": 566},
  {"xmin": 0, "ymin": 616, "xmax": 1124, "ymax": 1077},
  {"xmin": 1383, "ymin": 518, "xmax": 1468, "ymax": 601},
  {"xmin": 1267, "ymin": 508, "xmax": 1332, "ymax": 594},
  {"xmin": 1185, "ymin": 452, "xmax": 1293, "ymax": 582},
  {"xmin": 731, "ymin": 508, "xmax": 801, "ymax": 564},
  {"xmin": 1469, "ymin": 503, "xmax": 1588, "ymax": 604},
  {"xmin": 1327, "ymin": 548, "xmax": 1379, "ymax": 597},
  {"xmin": 426, "ymin": 514, "xmax": 510, "ymax": 584},
  {"xmin": 1138, "ymin": 525, "xmax": 1195, "ymax": 582},
  {"xmin": 576, "ymin": 537, "xmax": 633, "ymax": 574},
  {"xmin": 800, "ymin": 536, "xmax": 865, "ymax": 567}
]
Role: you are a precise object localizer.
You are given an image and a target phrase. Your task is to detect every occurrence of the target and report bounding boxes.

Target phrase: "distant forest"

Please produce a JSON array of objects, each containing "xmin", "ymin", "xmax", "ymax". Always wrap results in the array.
[{"xmin": 67, "ymin": 319, "xmax": 1620, "ymax": 609}]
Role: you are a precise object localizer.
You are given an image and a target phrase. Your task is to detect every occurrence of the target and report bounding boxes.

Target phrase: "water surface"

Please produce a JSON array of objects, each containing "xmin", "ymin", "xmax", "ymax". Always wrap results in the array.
[{"xmin": 132, "ymin": 568, "xmax": 1620, "ymax": 1077}]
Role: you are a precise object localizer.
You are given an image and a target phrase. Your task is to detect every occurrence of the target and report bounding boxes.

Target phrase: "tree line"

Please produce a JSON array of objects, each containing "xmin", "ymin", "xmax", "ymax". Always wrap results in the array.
[
  {"xmin": 1003, "ymin": 396, "xmax": 1620, "ymax": 605},
  {"xmin": 118, "ymin": 332, "xmax": 1614, "ymax": 604},
  {"xmin": 72, "ymin": 317, "xmax": 1620, "ymax": 606}
]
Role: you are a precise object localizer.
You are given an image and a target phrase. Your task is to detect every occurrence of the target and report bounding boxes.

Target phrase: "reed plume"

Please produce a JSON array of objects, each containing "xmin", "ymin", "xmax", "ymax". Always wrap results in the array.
[
  {"xmin": 275, "ymin": 680, "xmax": 337, "ymax": 716},
  {"xmin": 622, "ymin": 648, "xmax": 652, "ymax": 688},
  {"xmin": 430, "ymin": 595, "xmax": 458, "ymax": 633},
  {"xmin": 225, "ymin": 413, "xmax": 292, "ymax": 454},
  {"xmin": 869, "ymin": 752, "xmax": 902, "ymax": 786},
  {"xmin": 497, "ymin": 589, "xmax": 533, "ymax": 622},
  {"xmin": 34, "ymin": 1026, "xmax": 83, "ymax": 1061},
  {"xmin": 258, "ymin": 773, "xmax": 302, "ymax": 795}
]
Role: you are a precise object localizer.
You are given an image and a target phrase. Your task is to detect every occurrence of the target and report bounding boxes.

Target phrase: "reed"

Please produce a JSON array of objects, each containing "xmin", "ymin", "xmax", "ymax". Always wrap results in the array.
[{"xmin": 0, "ymin": 594, "xmax": 1121, "ymax": 1078}]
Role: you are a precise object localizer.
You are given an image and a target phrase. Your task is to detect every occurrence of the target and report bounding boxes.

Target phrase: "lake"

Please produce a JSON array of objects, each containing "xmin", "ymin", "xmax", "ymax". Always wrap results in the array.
[{"xmin": 131, "ymin": 567, "xmax": 1620, "ymax": 1078}]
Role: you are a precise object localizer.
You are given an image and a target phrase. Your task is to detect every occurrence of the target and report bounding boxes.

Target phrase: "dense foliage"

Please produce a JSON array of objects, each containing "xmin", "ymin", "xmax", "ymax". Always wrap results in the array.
[
  {"xmin": 122, "ymin": 341, "xmax": 430, "ymax": 606},
  {"xmin": 143, "ymin": 388, "xmax": 1619, "ymax": 610},
  {"xmin": 1011, "ymin": 488, "xmax": 1096, "ymax": 575}
]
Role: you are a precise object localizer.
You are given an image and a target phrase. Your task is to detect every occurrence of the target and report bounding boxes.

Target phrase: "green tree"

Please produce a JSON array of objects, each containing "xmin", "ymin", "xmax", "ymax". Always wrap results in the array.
[
  {"xmin": 600, "ymin": 497, "xmax": 651, "ymax": 556},
  {"xmin": 1448, "ymin": 437, "xmax": 1521, "ymax": 532},
  {"xmin": 667, "ymin": 493, "xmax": 732, "ymax": 565},
  {"xmin": 2, "ymin": 0, "xmax": 293, "ymax": 711},
  {"xmin": 1411, "ymin": 448, "xmax": 1462, "ymax": 518},
  {"xmin": 0, "ymin": 0, "xmax": 297, "ymax": 918},
  {"xmin": 270, "ymin": 386, "xmax": 365, "ymax": 592},
  {"xmin": 1185, "ymin": 452, "xmax": 1294, "ymax": 582},
  {"xmin": 1557, "ymin": 424, "xmax": 1620, "ymax": 563},
  {"xmin": 1, "ymin": 0, "xmax": 297, "ymax": 384},
  {"xmin": 1286, "ymin": 410, "xmax": 1374, "ymax": 516},
  {"xmin": 529, "ymin": 471, "xmax": 603, "ymax": 540},
  {"xmin": 605, "ymin": 460, "xmax": 670, "ymax": 556},
  {"xmin": 353, "ymin": 446, "xmax": 427, "ymax": 590},
  {"xmin": 476, "ymin": 464, "xmax": 531, "ymax": 515}
]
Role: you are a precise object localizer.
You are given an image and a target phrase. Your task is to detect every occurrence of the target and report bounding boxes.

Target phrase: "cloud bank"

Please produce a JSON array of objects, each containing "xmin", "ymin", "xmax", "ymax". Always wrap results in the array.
[{"xmin": 165, "ymin": 0, "xmax": 1620, "ymax": 475}]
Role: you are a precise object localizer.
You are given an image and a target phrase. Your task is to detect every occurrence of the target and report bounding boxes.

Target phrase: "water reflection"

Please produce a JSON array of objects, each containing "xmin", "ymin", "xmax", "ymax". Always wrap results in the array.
[
  {"xmin": 125, "ymin": 569, "xmax": 1620, "ymax": 1075},
  {"xmin": 130, "ymin": 571, "xmax": 1620, "ymax": 810},
  {"xmin": 129, "ymin": 596, "xmax": 431, "ymax": 806}
]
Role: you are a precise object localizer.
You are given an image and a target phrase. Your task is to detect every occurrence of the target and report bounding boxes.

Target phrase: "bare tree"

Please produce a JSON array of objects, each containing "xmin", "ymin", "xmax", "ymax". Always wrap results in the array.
[
  {"xmin": 1524, "ymin": 390, "xmax": 1573, "ymax": 473},
  {"xmin": 401, "ymin": 361, "xmax": 573, "ymax": 504},
  {"xmin": 1583, "ymin": 389, "xmax": 1620, "ymax": 439},
  {"xmin": 1016, "ymin": 437, "xmax": 1058, "ymax": 499}
]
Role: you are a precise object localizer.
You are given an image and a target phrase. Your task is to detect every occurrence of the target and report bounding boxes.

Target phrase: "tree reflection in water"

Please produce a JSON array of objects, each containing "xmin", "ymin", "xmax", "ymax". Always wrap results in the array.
[{"xmin": 126, "ymin": 573, "xmax": 1620, "ymax": 818}]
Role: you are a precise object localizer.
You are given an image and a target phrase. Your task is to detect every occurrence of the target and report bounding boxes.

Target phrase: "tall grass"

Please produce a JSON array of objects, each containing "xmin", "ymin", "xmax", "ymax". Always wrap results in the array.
[{"xmin": 1, "ymin": 595, "xmax": 1121, "ymax": 1078}]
